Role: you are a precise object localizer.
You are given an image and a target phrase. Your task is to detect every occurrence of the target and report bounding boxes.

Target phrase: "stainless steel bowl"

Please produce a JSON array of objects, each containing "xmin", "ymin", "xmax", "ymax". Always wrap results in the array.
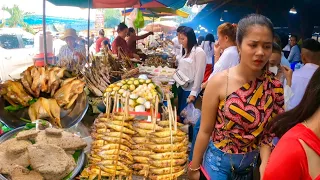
[
  {"xmin": 0, "ymin": 127, "xmax": 86, "ymax": 180},
  {"xmin": 0, "ymin": 92, "xmax": 88, "ymax": 129}
]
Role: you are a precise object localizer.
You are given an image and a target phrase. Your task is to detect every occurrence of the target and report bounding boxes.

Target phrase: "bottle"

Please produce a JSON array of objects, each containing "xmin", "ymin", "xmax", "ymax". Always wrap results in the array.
[{"xmin": 294, "ymin": 62, "xmax": 303, "ymax": 70}]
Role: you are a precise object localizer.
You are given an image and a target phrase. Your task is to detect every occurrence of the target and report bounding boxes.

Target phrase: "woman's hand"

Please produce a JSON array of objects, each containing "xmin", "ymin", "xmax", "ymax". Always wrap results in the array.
[
  {"xmin": 281, "ymin": 66, "xmax": 293, "ymax": 87},
  {"xmin": 214, "ymin": 42, "xmax": 221, "ymax": 54},
  {"xmin": 214, "ymin": 42, "xmax": 221, "ymax": 62},
  {"xmin": 188, "ymin": 170, "xmax": 200, "ymax": 180},
  {"xmin": 133, "ymin": 53, "xmax": 141, "ymax": 61},
  {"xmin": 187, "ymin": 95, "xmax": 196, "ymax": 103}
]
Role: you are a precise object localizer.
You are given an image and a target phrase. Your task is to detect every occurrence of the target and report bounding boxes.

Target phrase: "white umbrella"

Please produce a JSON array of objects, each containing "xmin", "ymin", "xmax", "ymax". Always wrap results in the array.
[{"xmin": 0, "ymin": 9, "xmax": 11, "ymax": 19}]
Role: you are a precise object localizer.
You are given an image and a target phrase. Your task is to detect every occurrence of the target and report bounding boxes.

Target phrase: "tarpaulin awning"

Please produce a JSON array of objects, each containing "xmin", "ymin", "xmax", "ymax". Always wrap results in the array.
[
  {"xmin": 122, "ymin": 8, "xmax": 189, "ymax": 18},
  {"xmin": 187, "ymin": 0, "xmax": 215, "ymax": 6},
  {"xmin": 143, "ymin": 21, "xmax": 179, "ymax": 32},
  {"xmin": 134, "ymin": 0, "xmax": 186, "ymax": 9},
  {"xmin": 48, "ymin": 0, "xmax": 187, "ymax": 9},
  {"xmin": 47, "ymin": 0, "xmax": 138, "ymax": 8}
]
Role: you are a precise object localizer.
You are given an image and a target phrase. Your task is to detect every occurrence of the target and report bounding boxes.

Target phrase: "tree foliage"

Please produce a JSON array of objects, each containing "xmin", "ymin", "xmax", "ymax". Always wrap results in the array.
[
  {"xmin": 1, "ymin": 5, "xmax": 34, "ymax": 34},
  {"xmin": 104, "ymin": 9, "xmax": 122, "ymax": 28}
]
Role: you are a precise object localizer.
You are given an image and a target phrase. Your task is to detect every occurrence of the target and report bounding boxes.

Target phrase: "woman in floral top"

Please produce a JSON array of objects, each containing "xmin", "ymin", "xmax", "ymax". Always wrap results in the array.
[{"xmin": 188, "ymin": 14, "xmax": 284, "ymax": 180}]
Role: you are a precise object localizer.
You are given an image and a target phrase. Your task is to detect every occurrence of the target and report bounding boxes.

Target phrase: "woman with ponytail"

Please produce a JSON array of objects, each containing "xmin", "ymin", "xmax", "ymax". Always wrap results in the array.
[
  {"xmin": 189, "ymin": 14, "xmax": 284, "ymax": 180},
  {"xmin": 264, "ymin": 68, "xmax": 320, "ymax": 180},
  {"xmin": 200, "ymin": 33, "xmax": 215, "ymax": 82}
]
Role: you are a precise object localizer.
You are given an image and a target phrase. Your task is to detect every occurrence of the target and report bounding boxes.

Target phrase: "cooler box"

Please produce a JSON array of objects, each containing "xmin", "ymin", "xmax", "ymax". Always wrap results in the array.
[{"xmin": 33, "ymin": 53, "xmax": 55, "ymax": 66}]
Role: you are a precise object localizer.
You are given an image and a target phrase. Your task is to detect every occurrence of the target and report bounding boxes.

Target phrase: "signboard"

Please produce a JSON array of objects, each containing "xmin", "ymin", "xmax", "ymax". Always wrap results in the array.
[{"xmin": 95, "ymin": 12, "xmax": 104, "ymax": 30}]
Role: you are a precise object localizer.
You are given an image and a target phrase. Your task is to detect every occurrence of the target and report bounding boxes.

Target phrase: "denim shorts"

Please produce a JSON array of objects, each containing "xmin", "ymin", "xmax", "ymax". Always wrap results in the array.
[{"xmin": 203, "ymin": 141, "xmax": 259, "ymax": 180}]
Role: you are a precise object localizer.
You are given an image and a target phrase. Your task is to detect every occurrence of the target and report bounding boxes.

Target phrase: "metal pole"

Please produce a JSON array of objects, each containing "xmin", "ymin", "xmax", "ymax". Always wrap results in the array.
[
  {"xmin": 42, "ymin": 0, "xmax": 47, "ymax": 66},
  {"xmin": 87, "ymin": 0, "xmax": 90, "ymax": 61},
  {"xmin": 152, "ymin": 16, "xmax": 155, "ymax": 32},
  {"xmin": 124, "ymin": 8, "xmax": 126, "ymax": 23}
]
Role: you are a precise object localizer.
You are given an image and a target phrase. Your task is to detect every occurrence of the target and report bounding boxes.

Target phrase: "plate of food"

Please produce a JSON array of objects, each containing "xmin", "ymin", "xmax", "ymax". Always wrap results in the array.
[
  {"xmin": 0, "ymin": 123, "xmax": 87, "ymax": 180},
  {"xmin": 0, "ymin": 66, "xmax": 88, "ymax": 129}
]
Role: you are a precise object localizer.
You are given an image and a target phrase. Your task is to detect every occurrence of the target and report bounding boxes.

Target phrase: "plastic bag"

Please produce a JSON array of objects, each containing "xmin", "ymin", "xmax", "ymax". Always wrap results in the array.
[
  {"xmin": 180, "ymin": 103, "xmax": 201, "ymax": 125},
  {"xmin": 134, "ymin": 9, "xmax": 144, "ymax": 28},
  {"xmin": 127, "ymin": 8, "xmax": 138, "ymax": 28}
]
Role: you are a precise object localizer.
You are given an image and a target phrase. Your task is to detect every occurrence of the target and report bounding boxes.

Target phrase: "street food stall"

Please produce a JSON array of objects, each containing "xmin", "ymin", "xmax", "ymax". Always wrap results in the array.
[{"xmin": 0, "ymin": 0, "xmax": 188, "ymax": 179}]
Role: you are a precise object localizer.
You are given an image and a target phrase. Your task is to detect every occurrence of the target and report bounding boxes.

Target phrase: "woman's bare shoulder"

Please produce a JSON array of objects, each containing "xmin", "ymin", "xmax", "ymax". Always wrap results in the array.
[{"xmin": 207, "ymin": 70, "xmax": 228, "ymax": 87}]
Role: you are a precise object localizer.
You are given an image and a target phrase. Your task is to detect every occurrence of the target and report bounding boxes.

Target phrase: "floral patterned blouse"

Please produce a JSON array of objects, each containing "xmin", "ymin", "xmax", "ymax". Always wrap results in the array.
[
  {"xmin": 212, "ymin": 72, "xmax": 285, "ymax": 153},
  {"xmin": 57, "ymin": 44, "xmax": 86, "ymax": 70}
]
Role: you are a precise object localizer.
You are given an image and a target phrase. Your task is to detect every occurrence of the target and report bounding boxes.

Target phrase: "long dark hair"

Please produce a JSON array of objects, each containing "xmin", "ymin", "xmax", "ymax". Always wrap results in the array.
[
  {"xmin": 268, "ymin": 67, "xmax": 320, "ymax": 138},
  {"xmin": 197, "ymin": 36, "xmax": 204, "ymax": 46},
  {"xmin": 180, "ymin": 27, "xmax": 197, "ymax": 55},
  {"xmin": 205, "ymin": 33, "xmax": 215, "ymax": 50},
  {"xmin": 237, "ymin": 14, "xmax": 274, "ymax": 46}
]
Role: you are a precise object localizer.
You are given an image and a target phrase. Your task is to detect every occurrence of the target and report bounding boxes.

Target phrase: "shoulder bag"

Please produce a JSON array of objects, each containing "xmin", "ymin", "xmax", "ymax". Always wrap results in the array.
[{"xmin": 223, "ymin": 69, "xmax": 258, "ymax": 180}]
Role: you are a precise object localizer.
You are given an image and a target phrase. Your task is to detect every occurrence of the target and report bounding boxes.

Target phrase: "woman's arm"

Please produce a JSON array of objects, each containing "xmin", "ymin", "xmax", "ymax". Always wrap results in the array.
[
  {"xmin": 189, "ymin": 49, "xmax": 206, "ymax": 99},
  {"xmin": 190, "ymin": 73, "xmax": 223, "ymax": 169},
  {"xmin": 263, "ymin": 139, "xmax": 303, "ymax": 180},
  {"xmin": 201, "ymin": 49, "xmax": 230, "ymax": 89},
  {"xmin": 135, "ymin": 32, "xmax": 153, "ymax": 41},
  {"xmin": 260, "ymin": 144, "xmax": 272, "ymax": 178},
  {"xmin": 260, "ymin": 79, "xmax": 285, "ymax": 177}
]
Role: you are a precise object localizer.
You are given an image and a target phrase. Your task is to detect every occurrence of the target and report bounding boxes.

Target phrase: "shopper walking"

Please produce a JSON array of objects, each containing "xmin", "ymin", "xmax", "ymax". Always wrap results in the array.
[
  {"xmin": 200, "ymin": 33, "xmax": 215, "ymax": 82},
  {"xmin": 188, "ymin": 14, "xmax": 284, "ymax": 180},
  {"xmin": 264, "ymin": 67, "xmax": 320, "ymax": 180}
]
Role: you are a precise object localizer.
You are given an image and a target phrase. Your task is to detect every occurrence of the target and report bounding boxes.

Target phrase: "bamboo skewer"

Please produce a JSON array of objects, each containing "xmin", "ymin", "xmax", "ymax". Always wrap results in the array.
[
  {"xmin": 116, "ymin": 94, "xmax": 120, "ymax": 113},
  {"xmin": 112, "ymin": 93, "xmax": 117, "ymax": 113},
  {"xmin": 112, "ymin": 95, "xmax": 128, "ymax": 179},
  {"xmin": 98, "ymin": 167, "xmax": 102, "ymax": 180},
  {"xmin": 108, "ymin": 95, "xmax": 112, "ymax": 119},
  {"xmin": 145, "ymin": 100, "xmax": 157, "ymax": 179},
  {"xmin": 174, "ymin": 106, "xmax": 177, "ymax": 131},
  {"xmin": 165, "ymin": 94, "xmax": 174, "ymax": 180}
]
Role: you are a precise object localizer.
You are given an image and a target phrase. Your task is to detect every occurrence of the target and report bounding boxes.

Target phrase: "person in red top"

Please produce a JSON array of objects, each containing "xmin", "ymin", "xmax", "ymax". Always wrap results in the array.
[
  {"xmin": 127, "ymin": 27, "xmax": 153, "ymax": 60},
  {"xmin": 95, "ymin": 29, "xmax": 110, "ymax": 53},
  {"xmin": 264, "ymin": 67, "xmax": 320, "ymax": 180},
  {"xmin": 111, "ymin": 23, "xmax": 139, "ymax": 60}
]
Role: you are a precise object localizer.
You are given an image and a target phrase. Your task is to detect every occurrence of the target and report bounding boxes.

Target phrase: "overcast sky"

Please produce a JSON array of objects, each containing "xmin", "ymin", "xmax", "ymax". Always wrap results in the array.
[{"xmin": 0, "ymin": 0, "xmax": 97, "ymax": 20}]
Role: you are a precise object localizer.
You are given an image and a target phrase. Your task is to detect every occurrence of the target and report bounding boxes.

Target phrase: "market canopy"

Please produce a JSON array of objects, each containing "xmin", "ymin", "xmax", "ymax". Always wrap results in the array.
[
  {"xmin": 187, "ymin": 0, "xmax": 214, "ymax": 6},
  {"xmin": 143, "ymin": 21, "xmax": 179, "ymax": 32},
  {"xmin": 121, "ymin": 8, "xmax": 189, "ymax": 18},
  {"xmin": 47, "ymin": 0, "xmax": 187, "ymax": 9},
  {"xmin": 185, "ymin": 0, "xmax": 320, "ymax": 36}
]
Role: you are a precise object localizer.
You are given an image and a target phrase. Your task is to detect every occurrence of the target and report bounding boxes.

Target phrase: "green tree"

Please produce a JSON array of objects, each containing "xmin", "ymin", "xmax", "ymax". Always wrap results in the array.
[
  {"xmin": 104, "ymin": 9, "xmax": 122, "ymax": 28},
  {"xmin": 1, "ymin": 5, "xmax": 34, "ymax": 34}
]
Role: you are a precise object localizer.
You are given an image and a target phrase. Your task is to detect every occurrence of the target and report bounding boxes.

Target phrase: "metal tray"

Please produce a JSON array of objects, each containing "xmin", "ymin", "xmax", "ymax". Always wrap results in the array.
[
  {"xmin": 0, "ymin": 92, "xmax": 88, "ymax": 129},
  {"xmin": 0, "ymin": 127, "xmax": 86, "ymax": 180}
]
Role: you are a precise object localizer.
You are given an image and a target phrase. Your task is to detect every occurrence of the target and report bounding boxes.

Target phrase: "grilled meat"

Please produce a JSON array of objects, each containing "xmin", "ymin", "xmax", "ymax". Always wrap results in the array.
[
  {"xmin": 28, "ymin": 97, "xmax": 61, "ymax": 128},
  {"xmin": 0, "ymin": 80, "xmax": 32, "ymax": 107}
]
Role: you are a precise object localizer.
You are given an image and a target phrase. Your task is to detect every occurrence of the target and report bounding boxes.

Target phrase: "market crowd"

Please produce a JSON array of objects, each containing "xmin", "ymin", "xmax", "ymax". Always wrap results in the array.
[
  {"xmin": 54, "ymin": 13, "xmax": 320, "ymax": 180},
  {"xmin": 56, "ymin": 23, "xmax": 154, "ymax": 69},
  {"xmin": 168, "ymin": 14, "xmax": 319, "ymax": 180}
]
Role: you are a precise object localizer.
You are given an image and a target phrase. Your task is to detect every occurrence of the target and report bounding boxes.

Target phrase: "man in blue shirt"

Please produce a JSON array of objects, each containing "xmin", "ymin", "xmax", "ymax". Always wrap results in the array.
[{"xmin": 288, "ymin": 35, "xmax": 301, "ymax": 69}]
